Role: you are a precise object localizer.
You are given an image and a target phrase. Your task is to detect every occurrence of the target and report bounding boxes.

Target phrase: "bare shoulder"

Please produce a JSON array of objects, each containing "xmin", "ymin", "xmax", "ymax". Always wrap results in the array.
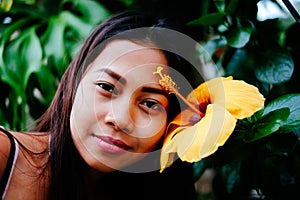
[{"xmin": 0, "ymin": 129, "xmax": 13, "ymax": 179}]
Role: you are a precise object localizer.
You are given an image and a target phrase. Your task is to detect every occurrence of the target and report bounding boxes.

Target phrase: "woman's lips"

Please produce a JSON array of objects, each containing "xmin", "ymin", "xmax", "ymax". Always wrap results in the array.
[{"xmin": 95, "ymin": 135, "xmax": 130, "ymax": 153}]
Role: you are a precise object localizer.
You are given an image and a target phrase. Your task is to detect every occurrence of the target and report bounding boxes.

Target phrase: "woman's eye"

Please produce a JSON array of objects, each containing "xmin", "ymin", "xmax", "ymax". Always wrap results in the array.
[
  {"xmin": 141, "ymin": 100, "xmax": 164, "ymax": 112},
  {"xmin": 96, "ymin": 82, "xmax": 118, "ymax": 95}
]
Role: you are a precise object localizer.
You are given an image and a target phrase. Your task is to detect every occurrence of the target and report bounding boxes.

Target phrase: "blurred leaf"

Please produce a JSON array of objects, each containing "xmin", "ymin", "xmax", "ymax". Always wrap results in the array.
[
  {"xmin": 225, "ymin": 22, "xmax": 252, "ymax": 48},
  {"xmin": 193, "ymin": 160, "xmax": 208, "ymax": 181},
  {"xmin": 2, "ymin": 27, "xmax": 42, "ymax": 93},
  {"xmin": 41, "ymin": 15, "xmax": 66, "ymax": 70},
  {"xmin": 220, "ymin": 161, "xmax": 241, "ymax": 193},
  {"xmin": 294, "ymin": 128, "xmax": 300, "ymax": 138},
  {"xmin": 62, "ymin": 11, "xmax": 94, "ymax": 37},
  {"xmin": 0, "ymin": 0, "xmax": 13, "ymax": 12},
  {"xmin": 21, "ymin": 28, "xmax": 42, "ymax": 87},
  {"xmin": 225, "ymin": 0, "xmax": 239, "ymax": 15},
  {"xmin": 69, "ymin": 0, "xmax": 110, "ymax": 24},
  {"xmin": 223, "ymin": 48, "xmax": 247, "ymax": 74},
  {"xmin": 34, "ymin": 64, "xmax": 57, "ymax": 105},
  {"xmin": 255, "ymin": 50, "xmax": 294, "ymax": 84},
  {"xmin": 214, "ymin": 0, "xmax": 226, "ymax": 13},
  {"xmin": 188, "ymin": 12, "xmax": 226, "ymax": 26},
  {"xmin": 245, "ymin": 107, "xmax": 290, "ymax": 142}
]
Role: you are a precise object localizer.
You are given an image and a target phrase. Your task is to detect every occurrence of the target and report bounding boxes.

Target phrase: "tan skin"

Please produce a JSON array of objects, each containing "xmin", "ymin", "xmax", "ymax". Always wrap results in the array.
[
  {"xmin": 0, "ymin": 40, "xmax": 170, "ymax": 200},
  {"xmin": 0, "ymin": 131, "xmax": 49, "ymax": 199}
]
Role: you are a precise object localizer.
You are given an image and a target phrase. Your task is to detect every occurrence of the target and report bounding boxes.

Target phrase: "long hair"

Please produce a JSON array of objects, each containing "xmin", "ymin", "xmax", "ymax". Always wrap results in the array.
[{"xmin": 33, "ymin": 11, "xmax": 202, "ymax": 199}]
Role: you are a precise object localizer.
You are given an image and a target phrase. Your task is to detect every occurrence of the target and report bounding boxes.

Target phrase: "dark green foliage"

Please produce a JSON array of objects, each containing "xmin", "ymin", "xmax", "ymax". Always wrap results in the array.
[{"xmin": 188, "ymin": 0, "xmax": 300, "ymax": 199}]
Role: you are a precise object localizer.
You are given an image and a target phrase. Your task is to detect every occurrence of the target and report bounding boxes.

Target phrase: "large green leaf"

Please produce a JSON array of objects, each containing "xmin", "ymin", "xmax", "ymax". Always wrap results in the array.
[
  {"xmin": 2, "ymin": 27, "xmax": 42, "ymax": 93},
  {"xmin": 254, "ymin": 50, "xmax": 294, "ymax": 84},
  {"xmin": 245, "ymin": 108, "xmax": 290, "ymax": 142},
  {"xmin": 262, "ymin": 93, "xmax": 300, "ymax": 132}
]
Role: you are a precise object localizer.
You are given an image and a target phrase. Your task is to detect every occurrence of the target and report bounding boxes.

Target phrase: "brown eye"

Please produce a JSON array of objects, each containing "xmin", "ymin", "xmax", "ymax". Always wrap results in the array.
[
  {"xmin": 96, "ymin": 82, "xmax": 118, "ymax": 95},
  {"xmin": 141, "ymin": 100, "xmax": 164, "ymax": 112}
]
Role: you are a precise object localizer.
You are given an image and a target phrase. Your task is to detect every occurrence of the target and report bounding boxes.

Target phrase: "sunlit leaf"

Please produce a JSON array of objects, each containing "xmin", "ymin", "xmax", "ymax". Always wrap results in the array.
[{"xmin": 0, "ymin": 0, "xmax": 13, "ymax": 12}]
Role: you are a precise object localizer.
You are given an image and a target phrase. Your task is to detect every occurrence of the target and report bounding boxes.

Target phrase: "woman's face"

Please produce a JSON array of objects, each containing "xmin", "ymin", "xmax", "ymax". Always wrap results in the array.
[{"xmin": 70, "ymin": 39, "xmax": 169, "ymax": 172}]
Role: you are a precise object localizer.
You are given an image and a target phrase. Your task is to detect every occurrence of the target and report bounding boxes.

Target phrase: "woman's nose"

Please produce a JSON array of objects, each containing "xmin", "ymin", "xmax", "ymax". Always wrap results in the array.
[{"xmin": 104, "ymin": 100, "xmax": 134, "ymax": 134}]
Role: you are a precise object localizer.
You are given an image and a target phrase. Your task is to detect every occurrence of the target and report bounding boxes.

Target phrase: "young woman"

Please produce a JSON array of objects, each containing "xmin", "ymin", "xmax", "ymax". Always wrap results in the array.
[{"xmin": 0, "ymin": 11, "xmax": 202, "ymax": 200}]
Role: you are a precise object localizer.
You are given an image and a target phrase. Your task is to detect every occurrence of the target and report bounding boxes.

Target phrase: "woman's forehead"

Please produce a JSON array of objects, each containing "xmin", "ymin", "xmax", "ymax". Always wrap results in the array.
[
  {"xmin": 86, "ymin": 39, "xmax": 169, "ymax": 76},
  {"xmin": 96, "ymin": 40, "xmax": 166, "ymax": 64}
]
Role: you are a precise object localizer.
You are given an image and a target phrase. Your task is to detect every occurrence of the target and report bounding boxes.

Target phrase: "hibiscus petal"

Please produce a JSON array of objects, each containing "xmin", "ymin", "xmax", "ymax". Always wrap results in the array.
[
  {"xmin": 187, "ymin": 77, "xmax": 265, "ymax": 119},
  {"xmin": 160, "ymin": 104, "xmax": 237, "ymax": 171}
]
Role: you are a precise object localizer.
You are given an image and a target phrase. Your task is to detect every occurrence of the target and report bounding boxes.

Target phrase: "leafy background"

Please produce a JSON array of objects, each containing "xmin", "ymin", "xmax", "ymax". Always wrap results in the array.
[{"xmin": 1, "ymin": 0, "xmax": 300, "ymax": 199}]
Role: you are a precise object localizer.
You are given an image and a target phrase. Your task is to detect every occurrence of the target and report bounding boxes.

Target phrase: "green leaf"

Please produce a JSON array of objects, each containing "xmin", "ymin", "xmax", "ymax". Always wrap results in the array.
[
  {"xmin": 0, "ymin": 0, "xmax": 13, "ymax": 12},
  {"xmin": 41, "ymin": 15, "xmax": 66, "ymax": 69},
  {"xmin": 294, "ymin": 128, "xmax": 300, "ymax": 138},
  {"xmin": 193, "ymin": 160, "xmax": 207, "ymax": 181},
  {"xmin": 225, "ymin": 23, "xmax": 252, "ymax": 48},
  {"xmin": 1, "ymin": 27, "xmax": 42, "ymax": 93},
  {"xmin": 225, "ymin": 0, "xmax": 239, "ymax": 15},
  {"xmin": 220, "ymin": 161, "xmax": 241, "ymax": 193},
  {"xmin": 1, "ymin": 18, "xmax": 30, "ymax": 42},
  {"xmin": 245, "ymin": 108, "xmax": 290, "ymax": 142},
  {"xmin": 21, "ymin": 28, "xmax": 43, "ymax": 89},
  {"xmin": 187, "ymin": 12, "xmax": 226, "ymax": 26},
  {"xmin": 62, "ymin": 11, "xmax": 94, "ymax": 37},
  {"xmin": 214, "ymin": 0, "xmax": 226, "ymax": 13},
  {"xmin": 262, "ymin": 93, "xmax": 300, "ymax": 132},
  {"xmin": 34, "ymin": 64, "xmax": 57, "ymax": 105},
  {"xmin": 69, "ymin": 0, "xmax": 110, "ymax": 24},
  {"xmin": 255, "ymin": 50, "xmax": 294, "ymax": 84}
]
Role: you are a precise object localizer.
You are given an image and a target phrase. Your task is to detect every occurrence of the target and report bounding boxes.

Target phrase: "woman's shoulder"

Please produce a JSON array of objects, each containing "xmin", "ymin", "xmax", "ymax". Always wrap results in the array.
[
  {"xmin": 0, "ymin": 128, "xmax": 49, "ymax": 161},
  {"xmin": 0, "ymin": 127, "xmax": 49, "ymax": 176},
  {"xmin": 0, "ymin": 128, "xmax": 13, "ymax": 177}
]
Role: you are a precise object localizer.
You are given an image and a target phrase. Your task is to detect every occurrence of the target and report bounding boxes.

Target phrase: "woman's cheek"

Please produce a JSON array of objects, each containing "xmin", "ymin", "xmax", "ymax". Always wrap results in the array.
[{"xmin": 136, "ymin": 124, "xmax": 166, "ymax": 153}]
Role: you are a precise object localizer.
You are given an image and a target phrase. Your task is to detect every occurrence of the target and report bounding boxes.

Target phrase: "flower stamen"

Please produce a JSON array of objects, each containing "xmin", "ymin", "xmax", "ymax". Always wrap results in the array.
[{"xmin": 153, "ymin": 66, "xmax": 204, "ymax": 117}]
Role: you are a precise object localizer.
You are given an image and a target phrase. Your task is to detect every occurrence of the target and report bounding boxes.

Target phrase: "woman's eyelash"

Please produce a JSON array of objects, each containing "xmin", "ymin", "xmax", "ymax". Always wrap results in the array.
[
  {"xmin": 96, "ymin": 82, "xmax": 118, "ymax": 95},
  {"xmin": 141, "ymin": 100, "xmax": 163, "ymax": 111}
]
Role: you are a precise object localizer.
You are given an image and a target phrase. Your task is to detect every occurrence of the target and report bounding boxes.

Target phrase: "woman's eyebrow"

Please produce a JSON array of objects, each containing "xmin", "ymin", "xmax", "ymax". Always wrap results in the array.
[
  {"xmin": 141, "ymin": 86, "xmax": 169, "ymax": 98},
  {"xmin": 99, "ymin": 68, "xmax": 127, "ymax": 85}
]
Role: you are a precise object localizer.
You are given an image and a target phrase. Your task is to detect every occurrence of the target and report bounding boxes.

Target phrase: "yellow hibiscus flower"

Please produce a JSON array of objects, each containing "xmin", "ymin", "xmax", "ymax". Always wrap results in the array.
[{"xmin": 158, "ymin": 75, "xmax": 265, "ymax": 172}]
